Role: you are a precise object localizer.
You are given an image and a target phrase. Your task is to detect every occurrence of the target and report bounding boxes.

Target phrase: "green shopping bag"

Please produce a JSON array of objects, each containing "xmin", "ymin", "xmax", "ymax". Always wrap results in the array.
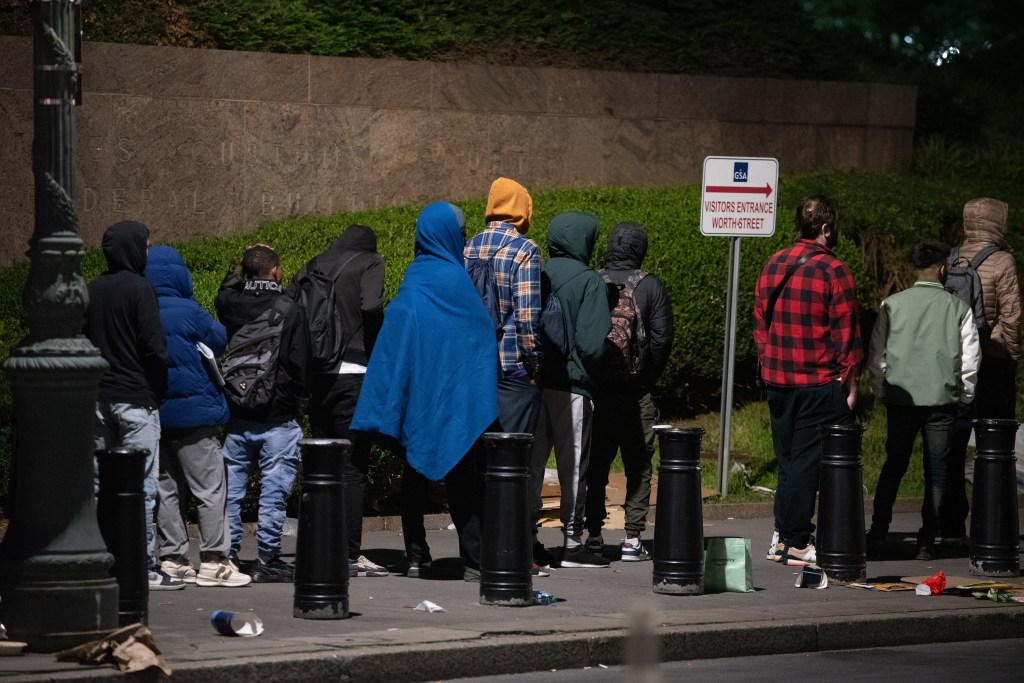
[{"xmin": 703, "ymin": 537, "xmax": 755, "ymax": 593}]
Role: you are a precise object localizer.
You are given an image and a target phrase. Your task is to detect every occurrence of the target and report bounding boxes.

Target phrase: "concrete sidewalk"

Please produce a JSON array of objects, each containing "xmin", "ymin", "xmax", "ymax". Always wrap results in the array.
[{"xmin": 2, "ymin": 510, "xmax": 1022, "ymax": 682}]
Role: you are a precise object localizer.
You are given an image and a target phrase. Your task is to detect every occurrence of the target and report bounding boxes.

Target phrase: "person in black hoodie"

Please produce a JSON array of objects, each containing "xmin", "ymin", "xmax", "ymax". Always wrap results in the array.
[
  {"xmin": 215, "ymin": 244, "xmax": 311, "ymax": 583},
  {"xmin": 583, "ymin": 222, "xmax": 674, "ymax": 563},
  {"xmin": 85, "ymin": 220, "xmax": 180, "ymax": 590},
  {"xmin": 287, "ymin": 224, "xmax": 387, "ymax": 578}
]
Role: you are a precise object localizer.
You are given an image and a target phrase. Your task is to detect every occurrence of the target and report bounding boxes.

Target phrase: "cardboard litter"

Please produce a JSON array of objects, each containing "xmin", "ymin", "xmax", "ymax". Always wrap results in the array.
[
  {"xmin": 902, "ymin": 575, "xmax": 1024, "ymax": 587},
  {"xmin": 538, "ymin": 471, "xmax": 717, "ymax": 527},
  {"xmin": 55, "ymin": 623, "xmax": 171, "ymax": 676},
  {"xmin": 848, "ymin": 582, "xmax": 916, "ymax": 592}
]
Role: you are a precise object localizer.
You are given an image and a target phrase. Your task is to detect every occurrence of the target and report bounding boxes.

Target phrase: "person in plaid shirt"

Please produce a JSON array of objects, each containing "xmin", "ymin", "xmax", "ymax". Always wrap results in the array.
[
  {"xmin": 464, "ymin": 177, "xmax": 550, "ymax": 572},
  {"xmin": 753, "ymin": 195, "xmax": 863, "ymax": 567}
]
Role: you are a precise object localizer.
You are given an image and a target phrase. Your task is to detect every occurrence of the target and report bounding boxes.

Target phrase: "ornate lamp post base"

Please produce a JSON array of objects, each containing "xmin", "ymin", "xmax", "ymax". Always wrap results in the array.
[{"xmin": 0, "ymin": 338, "xmax": 119, "ymax": 651}]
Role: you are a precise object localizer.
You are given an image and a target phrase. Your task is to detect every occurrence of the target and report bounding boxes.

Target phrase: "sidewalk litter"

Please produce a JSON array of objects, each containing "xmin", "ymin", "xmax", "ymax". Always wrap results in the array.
[
  {"xmin": 54, "ymin": 623, "xmax": 171, "ymax": 676},
  {"xmin": 211, "ymin": 611, "xmax": 263, "ymax": 637},
  {"xmin": 414, "ymin": 600, "xmax": 446, "ymax": 613},
  {"xmin": 848, "ymin": 582, "xmax": 916, "ymax": 591}
]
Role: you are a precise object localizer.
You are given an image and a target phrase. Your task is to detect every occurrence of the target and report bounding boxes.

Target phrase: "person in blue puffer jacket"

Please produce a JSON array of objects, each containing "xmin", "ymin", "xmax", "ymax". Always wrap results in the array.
[{"xmin": 145, "ymin": 246, "xmax": 251, "ymax": 588}]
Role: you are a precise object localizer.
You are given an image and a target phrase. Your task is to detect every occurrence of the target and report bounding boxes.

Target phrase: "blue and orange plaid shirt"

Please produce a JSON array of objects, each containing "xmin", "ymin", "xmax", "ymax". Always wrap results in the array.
[
  {"xmin": 753, "ymin": 239, "xmax": 863, "ymax": 387},
  {"xmin": 464, "ymin": 221, "xmax": 542, "ymax": 376}
]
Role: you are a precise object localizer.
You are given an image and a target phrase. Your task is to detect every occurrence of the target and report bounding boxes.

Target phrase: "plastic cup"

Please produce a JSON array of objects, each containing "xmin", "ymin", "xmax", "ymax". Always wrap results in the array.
[{"xmin": 211, "ymin": 610, "xmax": 264, "ymax": 637}]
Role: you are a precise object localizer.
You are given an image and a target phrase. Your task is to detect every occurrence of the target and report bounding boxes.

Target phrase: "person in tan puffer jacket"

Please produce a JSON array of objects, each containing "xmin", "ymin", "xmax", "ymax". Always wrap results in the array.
[{"xmin": 944, "ymin": 197, "xmax": 1022, "ymax": 543}]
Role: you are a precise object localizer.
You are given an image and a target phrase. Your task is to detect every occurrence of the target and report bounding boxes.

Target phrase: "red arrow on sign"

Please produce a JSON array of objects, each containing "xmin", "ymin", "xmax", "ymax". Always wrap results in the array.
[{"xmin": 704, "ymin": 183, "xmax": 773, "ymax": 197}]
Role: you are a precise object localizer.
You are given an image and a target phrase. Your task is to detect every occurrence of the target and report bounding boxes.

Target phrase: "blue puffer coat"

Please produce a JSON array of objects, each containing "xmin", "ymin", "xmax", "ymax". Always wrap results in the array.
[{"xmin": 145, "ymin": 246, "xmax": 230, "ymax": 430}]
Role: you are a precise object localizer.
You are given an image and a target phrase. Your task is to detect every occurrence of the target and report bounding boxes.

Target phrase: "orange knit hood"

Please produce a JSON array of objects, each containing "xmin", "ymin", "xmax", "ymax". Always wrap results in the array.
[{"xmin": 485, "ymin": 177, "xmax": 533, "ymax": 232}]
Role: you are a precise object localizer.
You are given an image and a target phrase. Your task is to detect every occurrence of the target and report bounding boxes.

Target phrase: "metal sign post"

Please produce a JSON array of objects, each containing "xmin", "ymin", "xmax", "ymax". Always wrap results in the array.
[
  {"xmin": 717, "ymin": 235, "xmax": 742, "ymax": 496},
  {"xmin": 700, "ymin": 156, "xmax": 779, "ymax": 497}
]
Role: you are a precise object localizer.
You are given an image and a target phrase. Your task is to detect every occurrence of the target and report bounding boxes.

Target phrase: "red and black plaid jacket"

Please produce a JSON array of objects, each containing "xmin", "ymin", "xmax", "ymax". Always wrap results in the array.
[{"xmin": 753, "ymin": 239, "xmax": 863, "ymax": 387}]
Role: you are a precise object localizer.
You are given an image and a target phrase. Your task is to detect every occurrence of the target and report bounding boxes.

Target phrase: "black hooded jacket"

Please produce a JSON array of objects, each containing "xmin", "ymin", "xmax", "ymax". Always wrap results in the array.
[
  {"xmin": 600, "ymin": 222, "xmax": 674, "ymax": 394},
  {"xmin": 84, "ymin": 220, "xmax": 168, "ymax": 408},
  {"xmin": 286, "ymin": 224, "xmax": 385, "ymax": 368}
]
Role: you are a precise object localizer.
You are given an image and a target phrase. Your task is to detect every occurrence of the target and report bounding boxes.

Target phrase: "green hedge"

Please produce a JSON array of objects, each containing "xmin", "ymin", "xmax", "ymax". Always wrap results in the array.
[
  {"xmin": 3, "ymin": 170, "xmax": 1024, "ymax": 408},
  {"xmin": 2, "ymin": 170, "xmax": 1024, "ymax": 507}
]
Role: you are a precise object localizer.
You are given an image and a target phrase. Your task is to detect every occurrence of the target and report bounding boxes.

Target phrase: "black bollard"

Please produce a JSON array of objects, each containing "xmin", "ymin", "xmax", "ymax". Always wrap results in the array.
[
  {"xmin": 95, "ymin": 448, "xmax": 148, "ymax": 626},
  {"xmin": 294, "ymin": 438, "xmax": 351, "ymax": 619},
  {"xmin": 969, "ymin": 419, "xmax": 1021, "ymax": 577},
  {"xmin": 480, "ymin": 432, "xmax": 533, "ymax": 606},
  {"xmin": 652, "ymin": 428, "xmax": 705, "ymax": 595},
  {"xmin": 817, "ymin": 424, "xmax": 867, "ymax": 583}
]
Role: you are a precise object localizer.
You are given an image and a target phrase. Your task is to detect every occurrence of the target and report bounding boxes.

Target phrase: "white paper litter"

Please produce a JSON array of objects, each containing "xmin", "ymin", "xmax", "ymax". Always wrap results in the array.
[{"xmin": 414, "ymin": 600, "xmax": 447, "ymax": 613}]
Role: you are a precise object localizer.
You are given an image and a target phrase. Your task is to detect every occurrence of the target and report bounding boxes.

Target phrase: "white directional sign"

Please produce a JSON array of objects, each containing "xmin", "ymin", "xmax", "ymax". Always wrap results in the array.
[{"xmin": 700, "ymin": 156, "xmax": 779, "ymax": 237}]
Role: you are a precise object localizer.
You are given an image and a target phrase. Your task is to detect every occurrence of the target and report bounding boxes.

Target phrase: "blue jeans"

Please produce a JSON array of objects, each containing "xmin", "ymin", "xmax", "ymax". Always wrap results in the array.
[
  {"xmin": 223, "ymin": 418, "xmax": 302, "ymax": 560},
  {"xmin": 870, "ymin": 403, "xmax": 957, "ymax": 544},
  {"xmin": 95, "ymin": 402, "xmax": 162, "ymax": 566}
]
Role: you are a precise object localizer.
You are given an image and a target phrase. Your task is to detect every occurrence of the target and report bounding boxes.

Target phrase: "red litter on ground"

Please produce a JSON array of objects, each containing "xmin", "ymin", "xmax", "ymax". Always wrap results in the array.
[{"xmin": 917, "ymin": 571, "xmax": 946, "ymax": 596}]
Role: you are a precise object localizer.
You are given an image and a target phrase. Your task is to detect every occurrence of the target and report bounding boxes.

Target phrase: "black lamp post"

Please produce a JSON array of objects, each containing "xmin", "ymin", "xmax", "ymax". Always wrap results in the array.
[{"xmin": 0, "ymin": 0, "xmax": 119, "ymax": 651}]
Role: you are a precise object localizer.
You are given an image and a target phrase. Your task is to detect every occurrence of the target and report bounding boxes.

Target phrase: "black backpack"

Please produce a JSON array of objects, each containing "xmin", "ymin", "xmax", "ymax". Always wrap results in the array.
[
  {"xmin": 946, "ymin": 245, "xmax": 999, "ymax": 341},
  {"xmin": 600, "ymin": 269, "xmax": 648, "ymax": 382},
  {"xmin": 538, "ymin": 290, "xmax": 572, "ymax": 359},
  {"xmin": 291, "ymin": 253, "xmax": 357, "ymax": 373},
  {"xmin": 466, "ymin": 236, "xmax": 514, "ymax": 338},
  {"xmin": 220, "ymin": 296, "xmax": 293, "ymax": 411},
  {"xmin": 537, "ymin": 270, "xmax": 584, "ymax": 361}
]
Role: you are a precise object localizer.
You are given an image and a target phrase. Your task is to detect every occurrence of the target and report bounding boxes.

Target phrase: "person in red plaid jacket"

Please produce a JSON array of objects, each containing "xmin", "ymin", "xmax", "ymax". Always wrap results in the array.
[{"xmin": 753, "ymin": 195, "xmax": 864, "ymax": 567}]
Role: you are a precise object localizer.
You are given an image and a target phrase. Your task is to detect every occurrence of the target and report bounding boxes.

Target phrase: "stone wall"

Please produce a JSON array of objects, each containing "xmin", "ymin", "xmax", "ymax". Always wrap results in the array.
[{"xmin": 0, "ymin": 36, "xmax": 916, "ymax": 266}]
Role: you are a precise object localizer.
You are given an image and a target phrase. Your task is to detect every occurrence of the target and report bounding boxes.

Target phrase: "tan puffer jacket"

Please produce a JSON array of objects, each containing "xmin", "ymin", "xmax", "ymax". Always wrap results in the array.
[{"xmin": 958, "ymin": 197, "xmax": 1022, "ymax": 361}]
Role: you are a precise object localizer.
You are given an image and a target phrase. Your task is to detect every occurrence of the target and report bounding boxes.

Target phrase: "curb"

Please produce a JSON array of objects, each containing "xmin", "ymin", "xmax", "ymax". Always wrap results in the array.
[{"xmin": 142, "ymin": 606, "xmax": 1024, "ymax": 682}]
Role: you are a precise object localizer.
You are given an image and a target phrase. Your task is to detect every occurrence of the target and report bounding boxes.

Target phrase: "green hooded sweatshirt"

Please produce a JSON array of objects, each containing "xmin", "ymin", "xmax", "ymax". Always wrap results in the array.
[{"xmin": 540, "ymin": 211, "xmax": 612, "ymax": 398}]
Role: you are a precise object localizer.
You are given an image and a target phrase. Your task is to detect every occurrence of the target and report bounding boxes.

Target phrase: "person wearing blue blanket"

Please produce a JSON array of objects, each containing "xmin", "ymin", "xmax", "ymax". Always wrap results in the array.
[{"xmin": 352, "ymin": 201, "xmax": 499, "ymax": 579}]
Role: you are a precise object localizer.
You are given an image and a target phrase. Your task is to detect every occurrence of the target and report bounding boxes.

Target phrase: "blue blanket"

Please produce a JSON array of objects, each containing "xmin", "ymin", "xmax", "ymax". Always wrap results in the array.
[{"xmin": 352, "ymin": 202, "xmax": 498, "ymax": 480}]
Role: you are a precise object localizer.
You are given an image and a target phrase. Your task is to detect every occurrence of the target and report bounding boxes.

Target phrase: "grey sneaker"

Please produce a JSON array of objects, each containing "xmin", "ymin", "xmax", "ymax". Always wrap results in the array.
[
  {"xmin": 620, "ymin": 537, "xmax": 650, "ymax": 562},
  {"xmin": 350, "ymin": 555, "xmax": 389, "ymax": 577},
  {"xmin": 149, "ymin": 569, "xmax": 186, "ymax": 591}
]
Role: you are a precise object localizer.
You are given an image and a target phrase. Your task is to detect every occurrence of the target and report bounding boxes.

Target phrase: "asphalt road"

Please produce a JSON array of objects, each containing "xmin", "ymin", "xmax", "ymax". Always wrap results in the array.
[{"xmin": 450, "ymin": 637, "xmax": 1024, "ymax": 682}]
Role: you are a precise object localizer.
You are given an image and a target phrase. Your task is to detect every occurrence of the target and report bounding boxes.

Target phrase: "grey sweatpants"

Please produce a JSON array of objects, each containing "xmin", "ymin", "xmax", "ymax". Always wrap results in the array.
[
  {"xmin": 530, "ymin": 388, "xmax": 594, "ymax": 544},
  {"xmin": 156, "ymin": 425, "xmax": 229, "ymax": 561}
]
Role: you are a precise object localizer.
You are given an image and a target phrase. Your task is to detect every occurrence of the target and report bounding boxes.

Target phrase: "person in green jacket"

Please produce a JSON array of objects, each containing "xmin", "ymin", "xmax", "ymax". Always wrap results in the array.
[
  {"xmin": 530, "ymin": 211, "xmax": 612, "ymax": 568},
  {"xmin": 865, "ymin": 243, "xmax": 981, "ymax": 561}
]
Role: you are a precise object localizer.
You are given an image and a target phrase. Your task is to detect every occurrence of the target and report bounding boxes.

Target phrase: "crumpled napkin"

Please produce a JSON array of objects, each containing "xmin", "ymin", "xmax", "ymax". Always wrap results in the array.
[{"xmin": 55, "ymin": 623, "xmax": 171, "ymax": 675}]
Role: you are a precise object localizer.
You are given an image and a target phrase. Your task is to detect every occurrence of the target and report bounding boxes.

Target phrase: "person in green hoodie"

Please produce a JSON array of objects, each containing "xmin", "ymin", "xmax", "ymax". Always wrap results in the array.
[{"xmin": 530, "ymin": 211, "xmax": 612, "ymax": 568}]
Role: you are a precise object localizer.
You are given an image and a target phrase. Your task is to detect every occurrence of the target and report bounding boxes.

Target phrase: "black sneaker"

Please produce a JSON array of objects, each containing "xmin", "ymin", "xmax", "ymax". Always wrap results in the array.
[
  {"xmin": 914, "ymin": 543, "xmax": 935, "ymax": 562},
  {"xmin": 251, "ymin": 555, "xmax": 294, "ymax": 583},
  {"xmin": 866, "ymin": 531, "xmax": 886, "ymax": 560},
  {"xmin": 533, "ymin": 541, "xmax": 554, "ymax": 570},
  {"xmin": 559, "ymin": 546, "xmax": 610, "ymax": 568},
  {"xmin": 406, "ymin": 560, "xmax": 431, "ymax": 578}
]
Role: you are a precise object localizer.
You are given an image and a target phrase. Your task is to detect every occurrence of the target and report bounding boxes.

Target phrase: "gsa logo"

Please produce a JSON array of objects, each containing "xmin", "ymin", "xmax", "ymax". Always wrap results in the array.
[{"xmin": 733, "ymin": 162, "xmax": 749, "ymax": 182}]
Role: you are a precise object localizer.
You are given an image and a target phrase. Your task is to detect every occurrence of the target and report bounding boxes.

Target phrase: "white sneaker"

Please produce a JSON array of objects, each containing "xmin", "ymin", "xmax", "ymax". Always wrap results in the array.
[
  {"xmin": 765, "ymin": 531, "xmax": 780, "ymax": 561},
  {"xmin": 196, "ymin": 560, "xmax": 252, "ymax": 587},
  {"xmin": 770, "ymin": 541, "xmax": 817, "ymax": 567},
  {"xmin": 160, "ymin": 558, "xmax": 197, "ymax": 583},
  {"xmin": 350, "ymin": 555, "xmax": 389, "ymax": 577}
]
